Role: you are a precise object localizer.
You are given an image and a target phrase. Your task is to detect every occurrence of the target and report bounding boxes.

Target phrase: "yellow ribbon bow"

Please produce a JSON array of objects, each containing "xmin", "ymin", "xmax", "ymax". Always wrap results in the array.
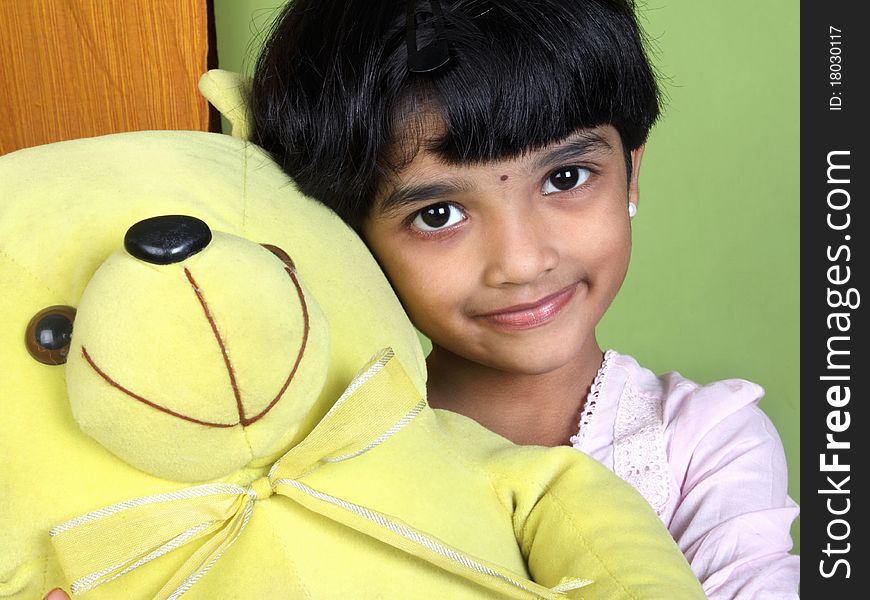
[{"xmin": 51, "ymin": 348, "xmax": 590, "ymax": 600}]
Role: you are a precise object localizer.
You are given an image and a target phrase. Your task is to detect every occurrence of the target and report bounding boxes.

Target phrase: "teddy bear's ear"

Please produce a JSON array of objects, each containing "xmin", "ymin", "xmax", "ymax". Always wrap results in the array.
[{"xmin": 198, "ymin": 69, "xmax": 253, "ymax": 140}]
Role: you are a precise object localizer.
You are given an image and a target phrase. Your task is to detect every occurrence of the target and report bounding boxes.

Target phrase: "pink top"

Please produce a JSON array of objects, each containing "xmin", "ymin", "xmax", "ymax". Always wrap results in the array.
[{"xmin": 570, "ymin": 350, "xmax": 800, "ymax": 599}]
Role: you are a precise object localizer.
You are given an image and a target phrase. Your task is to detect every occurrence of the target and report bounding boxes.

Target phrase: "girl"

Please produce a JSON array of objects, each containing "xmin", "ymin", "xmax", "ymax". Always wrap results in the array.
[{"xmin": 249, "ymin": 0, "xmax": 800, "ymax": 597}]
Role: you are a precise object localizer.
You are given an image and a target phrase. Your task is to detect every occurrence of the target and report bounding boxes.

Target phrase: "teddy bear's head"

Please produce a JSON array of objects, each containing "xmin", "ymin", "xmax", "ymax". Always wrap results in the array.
[
  {"xmin": 1, "ymin": 131, "xmax": 426, "ymax": 493},
  {"xmin": 34, "ymin": 215, "xmax": 325, "ymax": 481}
]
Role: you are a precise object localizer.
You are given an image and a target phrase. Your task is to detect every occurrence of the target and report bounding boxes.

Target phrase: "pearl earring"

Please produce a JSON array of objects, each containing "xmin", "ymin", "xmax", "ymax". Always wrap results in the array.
[{"xmin": 628, "ymin": 202, "xmax": 637, "ymax": 219}]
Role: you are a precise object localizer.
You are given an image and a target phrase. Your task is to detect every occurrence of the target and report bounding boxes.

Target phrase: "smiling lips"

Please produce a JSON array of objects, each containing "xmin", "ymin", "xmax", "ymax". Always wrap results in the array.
[{"xmin": 476, "ymin": 284, "xmax": 579, "ymax": 330}]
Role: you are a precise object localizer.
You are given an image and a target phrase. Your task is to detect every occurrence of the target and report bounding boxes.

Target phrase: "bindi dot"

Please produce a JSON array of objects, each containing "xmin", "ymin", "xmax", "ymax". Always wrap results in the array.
[{"xmin": 500, "ymin": 175, "xmax": 509, "ymax": 181}]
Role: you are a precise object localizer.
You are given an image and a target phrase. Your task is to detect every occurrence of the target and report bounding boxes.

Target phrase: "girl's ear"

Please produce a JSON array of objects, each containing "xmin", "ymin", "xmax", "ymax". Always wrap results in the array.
[{"xmin": 629, "ymin": 145, "xmax": 645, "ymax": 206}]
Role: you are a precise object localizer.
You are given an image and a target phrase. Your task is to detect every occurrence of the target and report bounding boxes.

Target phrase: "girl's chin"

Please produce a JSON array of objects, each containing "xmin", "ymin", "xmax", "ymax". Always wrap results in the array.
[
  {"xmin": 467, "ymin": 346, "xmax": 584, "ymax": 376},
  {"xmin": 427, "ymin": 325, "xmax": 595, "ymax": 376}
]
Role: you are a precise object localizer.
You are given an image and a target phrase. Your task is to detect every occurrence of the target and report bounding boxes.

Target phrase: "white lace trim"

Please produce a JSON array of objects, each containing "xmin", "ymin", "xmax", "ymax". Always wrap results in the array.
[
  {"xmin": 569, "ymin": 349, "xmax": 616, "ymax": 448},
  {"xmin": 612, "ymin": 383, "xmax": 672, "ymax": 515}
]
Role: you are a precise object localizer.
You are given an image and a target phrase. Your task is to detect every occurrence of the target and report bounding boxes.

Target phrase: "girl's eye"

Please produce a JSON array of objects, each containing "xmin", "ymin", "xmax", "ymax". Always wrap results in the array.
[
  {"xmin": 411, "ymin": 202, "xmax": 466, "ymax": 231},
  {"xmin": 542, "ymin": 166, "xmax": 591, "ymax": 194}
]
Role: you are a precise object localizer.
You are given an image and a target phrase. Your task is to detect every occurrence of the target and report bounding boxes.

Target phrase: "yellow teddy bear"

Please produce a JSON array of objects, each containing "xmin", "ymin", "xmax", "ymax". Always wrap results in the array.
[{"xmin": 0, "ymin": 128, "xmax": 704, "ymax": 599}]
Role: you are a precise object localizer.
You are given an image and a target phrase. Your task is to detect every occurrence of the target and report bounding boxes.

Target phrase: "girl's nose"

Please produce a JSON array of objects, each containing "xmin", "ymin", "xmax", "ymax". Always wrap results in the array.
[{"xmin": 482, "ymin": 211, "xmax": 559, "ymax": 287}]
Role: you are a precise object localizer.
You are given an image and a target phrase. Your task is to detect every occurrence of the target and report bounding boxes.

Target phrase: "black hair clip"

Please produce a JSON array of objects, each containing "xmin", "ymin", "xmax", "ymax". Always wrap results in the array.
[{"xmin": 406, "ymin": 0, "xmax": 450, "ymax": 73}]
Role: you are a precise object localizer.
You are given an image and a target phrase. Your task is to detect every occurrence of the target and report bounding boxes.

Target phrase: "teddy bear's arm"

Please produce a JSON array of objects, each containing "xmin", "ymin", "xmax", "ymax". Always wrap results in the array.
[{"xmin": 503, "ymin": 447, "xmax": 706, "ymax": 599}]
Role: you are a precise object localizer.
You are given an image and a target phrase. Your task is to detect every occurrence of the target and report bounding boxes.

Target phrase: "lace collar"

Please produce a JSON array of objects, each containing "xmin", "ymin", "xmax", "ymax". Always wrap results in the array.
[{"xmin": 568, "ymin": 349, "xmax": 616, "ymax": 448}]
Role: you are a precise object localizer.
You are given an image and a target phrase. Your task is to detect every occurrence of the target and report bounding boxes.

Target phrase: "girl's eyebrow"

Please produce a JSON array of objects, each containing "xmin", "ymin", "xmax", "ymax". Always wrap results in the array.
[
  {"xmin": 533, "ymin": 131, "xmax": 614, "ymax": 170},
  {"xmin": 376, "ymin": 131, "xmax": 612, "ymax": 218},
  {"xmin": 378, "ymin": 179, "xmax": 473, "ymax": 217}
]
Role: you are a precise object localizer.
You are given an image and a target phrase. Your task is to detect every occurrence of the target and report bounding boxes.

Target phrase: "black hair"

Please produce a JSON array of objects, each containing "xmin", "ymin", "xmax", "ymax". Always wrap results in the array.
[{"xmin": 252, "ymin": 0, "xmax": 660, "ymax": 228}]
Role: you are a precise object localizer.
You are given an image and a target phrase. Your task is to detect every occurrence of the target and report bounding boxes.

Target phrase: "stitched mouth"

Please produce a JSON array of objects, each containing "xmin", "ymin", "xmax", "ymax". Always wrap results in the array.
[{"xmin": 80, "ymin": 265, "xmax": 310, "ymax": 428}]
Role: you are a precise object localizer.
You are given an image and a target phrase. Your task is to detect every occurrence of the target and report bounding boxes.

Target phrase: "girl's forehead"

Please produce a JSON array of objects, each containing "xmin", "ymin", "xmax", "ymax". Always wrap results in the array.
[
  {"xmin": 391, "ymin": 124, "xmax": 619, "ymax": 181},
  {"xmin": 369, "ymin": 124, "xmax": 622, "ymax": 218}
]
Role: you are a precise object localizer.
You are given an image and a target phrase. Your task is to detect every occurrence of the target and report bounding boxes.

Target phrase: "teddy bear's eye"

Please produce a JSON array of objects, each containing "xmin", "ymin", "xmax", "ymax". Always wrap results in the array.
[
  {"xmin": 262, "ymin": 244, "xmax": 296, "ymax": 272},
  {"xmin": 26, "ymin": 305, "xmax": 76, "ymax": 365}
]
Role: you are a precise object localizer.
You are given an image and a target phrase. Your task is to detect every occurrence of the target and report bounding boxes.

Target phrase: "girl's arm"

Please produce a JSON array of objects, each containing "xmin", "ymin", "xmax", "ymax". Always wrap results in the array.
[{"xmin": 664, "ymin": 383, "xmax": 800, "ymax": 599}]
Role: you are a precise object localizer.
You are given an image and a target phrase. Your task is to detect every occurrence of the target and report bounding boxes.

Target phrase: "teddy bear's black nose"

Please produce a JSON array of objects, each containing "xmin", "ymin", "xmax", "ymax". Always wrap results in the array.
[{"xmin": 124, "ymin": 215, "xmax": 212, "ymax": 265}]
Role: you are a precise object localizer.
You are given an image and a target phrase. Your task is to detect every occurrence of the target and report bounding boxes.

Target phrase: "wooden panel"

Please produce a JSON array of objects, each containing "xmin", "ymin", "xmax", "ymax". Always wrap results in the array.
[{"xmin": 0, "ymin": 0, "xmax": 212, "ymax": 155}]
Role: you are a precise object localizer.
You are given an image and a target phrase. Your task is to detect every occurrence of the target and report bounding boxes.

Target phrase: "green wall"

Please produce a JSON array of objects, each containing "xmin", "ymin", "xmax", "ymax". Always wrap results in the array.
[
  {"xmin": 618, "ymin": 2, "xmax": 800, "ymax": 552},
  {"xmin": 213, "ymin": 0, "xmax": 800, "ymax": 551}
]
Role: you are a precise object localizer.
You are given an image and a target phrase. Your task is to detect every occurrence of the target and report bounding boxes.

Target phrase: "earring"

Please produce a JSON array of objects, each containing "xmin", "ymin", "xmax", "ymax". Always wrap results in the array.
[{"xmin": 628, "ymin": 202, "xmax": 637, "ymax": 219}]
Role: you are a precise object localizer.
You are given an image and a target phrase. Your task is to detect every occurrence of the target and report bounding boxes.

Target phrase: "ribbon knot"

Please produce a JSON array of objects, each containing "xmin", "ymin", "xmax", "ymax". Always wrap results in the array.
[
  {"xmin": 248, "ymin": 477, "xmax": 273, "ymax": 501},
  {"xmin": 49, "ymin": 348, "xmax": 587, "ymax": 600},
  {"xmin": 50, "ymin": 348, "xmax": 426, "ymax": 599}
]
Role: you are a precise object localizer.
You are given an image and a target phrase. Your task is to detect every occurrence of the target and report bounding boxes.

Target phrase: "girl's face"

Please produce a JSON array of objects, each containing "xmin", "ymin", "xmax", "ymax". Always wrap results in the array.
[{"xmin": 362, "ymin": 124, "xmax": 643, "ymax": 376}]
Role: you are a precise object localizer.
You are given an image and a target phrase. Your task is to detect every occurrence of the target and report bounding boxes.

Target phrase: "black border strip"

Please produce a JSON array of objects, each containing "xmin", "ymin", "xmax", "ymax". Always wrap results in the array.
[{"xmin": 801, "ymin": 2, "xmax": 868, "ymax": 594}]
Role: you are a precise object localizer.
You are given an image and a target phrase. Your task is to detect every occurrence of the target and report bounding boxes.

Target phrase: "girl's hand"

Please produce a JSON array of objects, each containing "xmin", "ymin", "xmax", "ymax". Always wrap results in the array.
[{"xmin": 43, "ymin": 589, "xmax": 70, "ymax": 600}]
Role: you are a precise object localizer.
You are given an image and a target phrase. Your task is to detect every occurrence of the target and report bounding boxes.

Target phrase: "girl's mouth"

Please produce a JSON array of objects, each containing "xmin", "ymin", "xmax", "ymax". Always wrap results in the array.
[{"xmin": 476, "ymin": 284, "xmax": 579, "ymax": 330}]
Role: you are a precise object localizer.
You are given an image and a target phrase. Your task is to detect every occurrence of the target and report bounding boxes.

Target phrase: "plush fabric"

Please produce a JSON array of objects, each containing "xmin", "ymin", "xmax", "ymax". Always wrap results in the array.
[
  {"xmin": 0, "ymin": 129, "xmax": 704, "ymax": 599},
  {"xmin": 197, "ymin": 70, "xmax": 252, "ymax": 140}
]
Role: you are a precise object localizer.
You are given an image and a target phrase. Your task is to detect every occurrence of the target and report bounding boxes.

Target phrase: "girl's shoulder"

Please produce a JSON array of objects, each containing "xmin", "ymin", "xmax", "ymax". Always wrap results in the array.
[
  {"xmin": 610, "ymin": 350, "xmax": 786, "ymax": 492},
  {"xmin": 576, "ymin": 349, "xmax": 766, "ymax": 446},
  {"xmin": 609, "ymin": 350, "xmax": 767, "ymax": 434},
  {"xmin": 574, "ymin": 350, "xmax": 778, "ymax": 514}
]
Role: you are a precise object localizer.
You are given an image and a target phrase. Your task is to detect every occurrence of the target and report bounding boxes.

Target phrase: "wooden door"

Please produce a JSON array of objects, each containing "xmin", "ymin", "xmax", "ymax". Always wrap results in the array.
[{"xmin": 0, "ymin": 0, "xmax": 215, "ymax": 155}]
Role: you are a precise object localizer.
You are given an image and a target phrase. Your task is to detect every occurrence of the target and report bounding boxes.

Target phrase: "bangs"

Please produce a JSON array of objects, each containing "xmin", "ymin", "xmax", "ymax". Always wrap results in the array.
[{"xmin": 389, "ymin": 0, "xmax": 659, "ymax": 166}]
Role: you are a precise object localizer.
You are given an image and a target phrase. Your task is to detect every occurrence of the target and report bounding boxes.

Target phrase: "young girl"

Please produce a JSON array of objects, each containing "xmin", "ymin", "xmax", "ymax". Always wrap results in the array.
[{"xmin": 248, "ymin": 0, "xmax": 800, "ymax": 598}]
